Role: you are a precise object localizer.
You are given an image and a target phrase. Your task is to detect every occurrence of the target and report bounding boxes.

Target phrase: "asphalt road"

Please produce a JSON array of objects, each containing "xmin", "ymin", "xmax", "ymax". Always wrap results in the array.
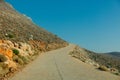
[{"xmin": 9, "ymin": 44, "xmax": 120, "ymax": 80}]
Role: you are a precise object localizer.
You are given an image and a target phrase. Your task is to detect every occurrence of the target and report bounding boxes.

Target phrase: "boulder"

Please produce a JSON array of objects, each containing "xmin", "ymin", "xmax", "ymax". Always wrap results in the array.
[{"xmin": 0, "ymin": 47, "xmax": 13, "ymax": 60}]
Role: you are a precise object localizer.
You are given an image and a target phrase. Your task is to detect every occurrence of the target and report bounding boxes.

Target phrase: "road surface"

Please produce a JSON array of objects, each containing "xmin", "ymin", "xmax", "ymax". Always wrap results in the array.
[{"xmin": 9, "ymin": 44, "xmax": 120, "ymax": 80}]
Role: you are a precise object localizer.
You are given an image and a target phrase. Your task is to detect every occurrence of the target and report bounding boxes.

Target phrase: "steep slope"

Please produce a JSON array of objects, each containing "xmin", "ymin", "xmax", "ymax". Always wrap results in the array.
[
  {"xmin": 0, "ymin": 0, "xmax": 68, "ymax": 79},
  {"xmin": 70, "ymin": 46, "xmax": 120, "ymax": 76},
  {"xmin": 0, "ymin": 0, "xmax": 67, "ymax": 46}
]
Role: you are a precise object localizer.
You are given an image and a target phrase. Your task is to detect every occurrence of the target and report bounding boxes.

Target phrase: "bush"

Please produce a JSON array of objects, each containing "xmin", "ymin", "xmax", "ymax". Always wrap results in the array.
[
  {"xmin": 19, "ymin": 56, "xmax": 30, "ymax": 64},
  {"xmin": 17, "ymin": 58, "xmax": 24, "ymax": 65},
  {"xmin": 13, "ymin": 55, "xmax": 30, "ymax": 65},
  {"xmin": 0, "ymin": 54, "xmax": 8, "ymax": 62},
  {"xmin": 12, "ymin": 55, "xmax": 19, "ymax": 61},
  {"xmin": 114, "ymin": 73, "xmax": 120, "ymax": 76},
  {"xmin": 5, "ymin": 34, "xmax": 14, "ymax": 38},
  {"xmin": 12, "ymin": 49, "xmax": 19, "ymax": 55},
  {"xmin": 13, "ymin": 55, "xmax": 24, "ymax": 65}
]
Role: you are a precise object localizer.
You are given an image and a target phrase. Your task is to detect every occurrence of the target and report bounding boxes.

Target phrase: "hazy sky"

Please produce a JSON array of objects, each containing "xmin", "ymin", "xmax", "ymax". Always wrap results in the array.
[{"xmin": 6, "ymin": 0, "xmax": 120, "ymax": 53}]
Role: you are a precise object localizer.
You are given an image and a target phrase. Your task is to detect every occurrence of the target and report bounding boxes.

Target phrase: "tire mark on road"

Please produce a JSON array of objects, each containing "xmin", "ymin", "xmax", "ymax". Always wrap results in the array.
[{"xmin": 53, "ymin": 56, "xmax": 63, "ymax": 80}]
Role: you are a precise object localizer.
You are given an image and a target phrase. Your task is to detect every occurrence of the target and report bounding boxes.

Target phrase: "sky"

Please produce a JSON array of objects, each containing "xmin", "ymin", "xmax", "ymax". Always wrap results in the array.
[{"xmin": 5, "ymin": 0, "xmax": 120, "ymax": 53}]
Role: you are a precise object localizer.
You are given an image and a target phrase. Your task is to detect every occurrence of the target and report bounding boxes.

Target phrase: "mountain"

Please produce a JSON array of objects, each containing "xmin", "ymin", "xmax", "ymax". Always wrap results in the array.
[
  {"xmin": 0, "ymin": 1, "xmax": 68, "ymax": 79},
  {"xmin": 105, "ymin": 52, "xmax": 120, "ymax": 58},
  {"xmin": 0, "ymin": 0, "xmax": 67, "ymax": 48}
]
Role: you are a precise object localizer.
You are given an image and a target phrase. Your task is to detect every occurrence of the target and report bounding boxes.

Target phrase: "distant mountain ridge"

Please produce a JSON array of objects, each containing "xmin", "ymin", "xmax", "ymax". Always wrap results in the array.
[{"xmin": 105, "ymin": 52, "xmax": 120, "ymax": 57}]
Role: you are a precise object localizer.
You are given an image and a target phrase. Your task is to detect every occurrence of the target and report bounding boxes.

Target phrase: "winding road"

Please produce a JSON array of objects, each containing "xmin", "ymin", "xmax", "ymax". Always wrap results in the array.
[{"xmin": 9, "ymin": 44, "xmax": 120, "ymax": 80}]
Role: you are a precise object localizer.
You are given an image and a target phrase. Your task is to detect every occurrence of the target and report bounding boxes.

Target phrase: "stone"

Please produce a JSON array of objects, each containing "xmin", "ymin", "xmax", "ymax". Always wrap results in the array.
[
  {"xmin": 110, "ymin": 68, "xmax": 119, "ymax": 73},
  {"xmin": 4, "ymin": 60, "xmax": 17, "ymax": 69}
]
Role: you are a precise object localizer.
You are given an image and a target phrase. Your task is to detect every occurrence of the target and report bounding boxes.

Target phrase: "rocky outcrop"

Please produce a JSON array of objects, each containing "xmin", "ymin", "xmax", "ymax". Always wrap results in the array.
[
  {"xmin": 28, "ymin": 40, "xmax": 47, "ymax": 52},
  {"xmin": 29, "ymin": 40, "xmax": 68, "ymax": 52},
  {"xmin": 0, "ymin": 39, "xmax": 67, "ymax": 78},
  {"xmin": 0, "ymin": 40, "xmax": 35, "ymax": 78}
]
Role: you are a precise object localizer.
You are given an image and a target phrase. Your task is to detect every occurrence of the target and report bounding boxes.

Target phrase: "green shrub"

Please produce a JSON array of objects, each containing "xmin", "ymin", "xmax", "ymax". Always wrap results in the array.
[
  {"xmin": 0, "ymin": 54, "xmax": 8, "ymax": 62},
  {"xmin": 14, "ymin": 55, "xmax": 30, "ymax": 65},
  {"xmin": 20, "ymin": 56, "xmax": 30, "ymax": 64},
  {"xmin": 12, "ymin": 55, "xmax": 19, "ymax": 61},
  {"xmin": 12, "ymin": 49, "xmax": 19, "ymax": 55},
  {"xmin": 17, "ymin": 58, "xmax": 24, "ymax": 65},
  {"xmin": 6, "ymin": 34, "xmax": 14, "ymax": 38},
  {"xmin": 114, "ymin": 73, "xmax": 119, "ymax": 76},
  {"xmin": 13, "ymin": 55, "xmax": 24, "ymax": 65}
]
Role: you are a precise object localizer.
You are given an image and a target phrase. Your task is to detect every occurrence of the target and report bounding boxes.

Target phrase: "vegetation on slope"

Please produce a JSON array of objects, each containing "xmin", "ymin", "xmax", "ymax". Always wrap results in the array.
[
  {"xmin": 0, "ymin": 1, "xmax": 68, "ymax": 45},
  {"xmin": 70, "ymin": 46, "xmax": 120, "ymax": 76},
  {"xmin": 0, "ymin": 1, "xmax": 68, "ymax": 79}
]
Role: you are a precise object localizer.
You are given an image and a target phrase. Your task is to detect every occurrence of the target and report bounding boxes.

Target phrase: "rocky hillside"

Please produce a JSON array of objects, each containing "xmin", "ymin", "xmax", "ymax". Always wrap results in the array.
[
  {"xmin": 0, "ymin": 0, "xmax": 67, "ymax": 47},
  {"xmin": 0, "ymin": 0, "xmax": 68, "ymax": 79},
  {"xmin": 70, "ymin": 46, "xmax": 120, "ymax": 76},
  {"xmin": 105, "ymin": 52, "xmax": 120, "ymax": 58}
]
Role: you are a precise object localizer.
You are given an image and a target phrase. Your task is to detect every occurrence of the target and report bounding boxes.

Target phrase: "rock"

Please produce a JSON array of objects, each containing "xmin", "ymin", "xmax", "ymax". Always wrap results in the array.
[
  {"xmin": 6, "ymin": 41, "xmax": 14, "ymax": 48},
  {"xmin": 29, "ymin": 40, "xmax": 46, "ymax": 52},
  {"xmin": 18, "ymin": 49, "xmax": 28, "ymax": 56},
  {"xmin": 94, "ymin": 63, "xmax": 100, "ymax": 67},
  {"xmin": 0, "ymin": 40, "xmax": 38, "ymax": 78},
  {"xmin": 13, "ymin": 43, "xmax": 19, "ymax": 48},
  {"xmin": 17, "ymin": 42, "xmax": 34, "ymax": 56},
  {"xmin": 109, "ymin": 68, "xmax": 119, "ymax": 73},
  {"xmin": 5, "ymin": 49, "xmax": 13, "ymax": 60},
  {"xmin": 9, "ymin": 67, "xmax": 16, "ymax": 73},
  {"xmin": 0, "ymin": 46, "xmax": 13, "ymax": 60},
  {"xmin": 4, "ymin": 60, "xmax": 17, "ymax": 69},
  {"xmin": 0, "ymin": 77, "xmax": 7, "ymax": 80}
]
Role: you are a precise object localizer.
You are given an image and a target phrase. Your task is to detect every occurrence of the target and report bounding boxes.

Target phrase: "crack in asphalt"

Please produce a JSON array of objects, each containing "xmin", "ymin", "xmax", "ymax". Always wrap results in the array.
[{"xmin": 53, "ymin": 56, "xmax": 64, "ymax": 80}]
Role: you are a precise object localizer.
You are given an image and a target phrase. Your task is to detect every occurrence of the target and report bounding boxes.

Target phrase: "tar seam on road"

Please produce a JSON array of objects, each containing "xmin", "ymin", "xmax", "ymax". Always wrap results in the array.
[{"xmin": 53, "ymin": 56, "xmax": 64, "ymax": 80}]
